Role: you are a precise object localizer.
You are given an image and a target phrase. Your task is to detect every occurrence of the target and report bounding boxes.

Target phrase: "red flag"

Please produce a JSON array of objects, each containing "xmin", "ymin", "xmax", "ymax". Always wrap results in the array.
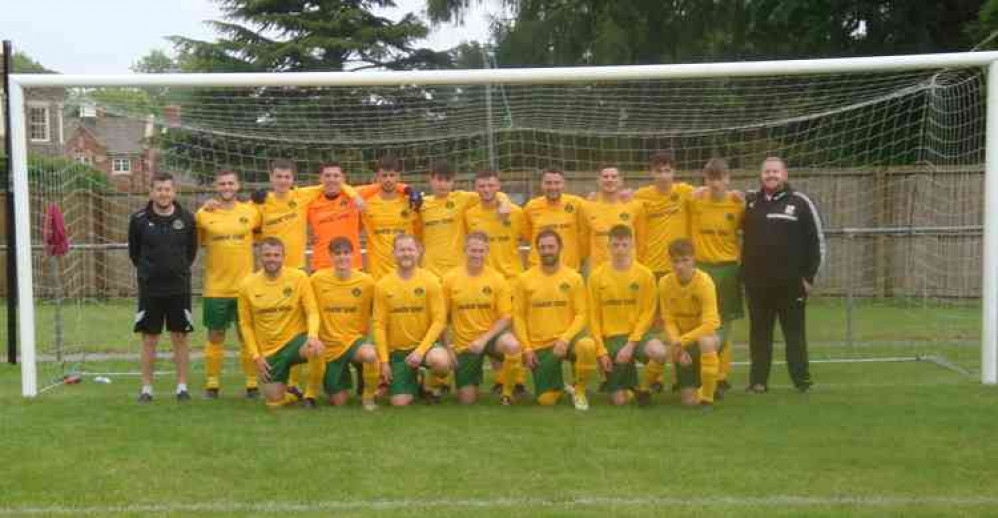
[{"xmin": 43, "ymin": 203, "xmax": 69, "ymax": 257}]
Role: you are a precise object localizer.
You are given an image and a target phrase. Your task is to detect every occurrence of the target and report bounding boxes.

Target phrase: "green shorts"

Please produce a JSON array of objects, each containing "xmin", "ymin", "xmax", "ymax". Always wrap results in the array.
[
  {"xmin": 455, "ymin": 336, "xmax": 504, "ymax": 389},
  {"xmin": 203, "ymin": 297, "xmax": 238, "ymax": 331},
  {"xmin": 323, "ymin": 338, "xmax": 366, "ymax": 395},
  {"xmin": 675, "ymin": 344, "xmax": 702, "ymax": 389},
  {"xmin": 388, "ymin": 344, "xmax": 444, "ymax": 396},
  {"xmin": 264, "ymin": 334, "xmax": 308, "ymax": 385},
  {"xmin": 531, "ymin": 338, "xmax": 585, "ymax": 396},
  {"xmin": 699, "ymin": 262, "xmax": 744, "ymax": 321},
  {"xmin": 603, "ymin": 334, "xmax": 655, "ymax": 393}
]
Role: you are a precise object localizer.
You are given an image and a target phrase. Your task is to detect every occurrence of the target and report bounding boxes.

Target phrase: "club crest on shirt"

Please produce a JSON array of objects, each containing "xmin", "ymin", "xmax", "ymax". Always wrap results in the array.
[
  {"xmin": 414, "ymin": 287, "xmax": 425, "ymax": 297},
  {"xmin": 283, "ymin": 287, "xmax": 293, "ymax": 297},
  {"xmin": 503, "ymin": 219, "xmax": 511, "ymax": 227},
  {"xmin": 670, "ymin": 193, "xmax": 679, "ymax": 201},
  {"xmin": 619, "ymin": 213, "xmax": 630, "ymax": 222},
  {"xmin": 288, "ymin": 200, "xmax": 298, "ymax": 209},
  {"xmin": 482, "ymin": 286, "xmax": 492, "ymax": 295},
  {"xmin": 446, "ymin": 201, "xmax": 455, "ymax": 209},
  {"xmin": 785, "ymin": 205, "xmax": 796, "ymax": 216},
  {"xmin": 630, "ymin": 282, "xmax": 640, "ymax": 291},
  {"xmin": 239, "ymin": 216, "xmax": 249, "ymax": 224},
  {"xmin": 351, "ymin": 288, "xmax": 362, "ymax": 297},
  {"xmin": 565, "ymin": 204, "xmax": 575, "ymax": 213},
  {"xmin": 559, "ymin": 282, "xmax": 571, "ymax": 292},
  {"xmin": 401, "ymin": 210, "xmax": 410, "ymax": 218},
  {"xmin": 172, "ymin": 219, "xmax": 185, "ymax": 230},
  {"xmin": 726, "ymin": 213, "xmax": 734, "ymax": 220},
  {"xmin": 340, "ymin": 200, "xmax": 348, "ymax": 208}
]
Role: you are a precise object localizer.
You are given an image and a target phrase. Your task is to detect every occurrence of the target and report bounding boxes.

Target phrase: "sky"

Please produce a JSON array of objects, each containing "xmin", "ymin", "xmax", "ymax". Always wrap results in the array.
[{"xmin": 0, "ymin": 0, "xmax": 498, "ymax": 74}]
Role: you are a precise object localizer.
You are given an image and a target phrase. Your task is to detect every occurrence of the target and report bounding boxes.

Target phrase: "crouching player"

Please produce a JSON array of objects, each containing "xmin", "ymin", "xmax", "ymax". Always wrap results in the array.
[
  {"xmin": 588, "ymin": 225, "xmax": 668, "ymax": 406},
  {"xmin": 237, "ymin": 238, "xmax": 324, "ymax": 409},
  {"xmin": 659, "ymin": 238, "xmax": 721, "ymax": 408},
  {"xmin": 372, "ymin": 234, "xmax": 452, "ymax": 406},
  {"xmin": 513, "ymin": 229, "xmax": 607, "ymax": 410},
  {"xmin": 443, "ymin": 232, "xmax": 522, "ymax": 405},
  {"xmin": 308, "ymin": 238, "xmax": 381, "ymax": 410}
]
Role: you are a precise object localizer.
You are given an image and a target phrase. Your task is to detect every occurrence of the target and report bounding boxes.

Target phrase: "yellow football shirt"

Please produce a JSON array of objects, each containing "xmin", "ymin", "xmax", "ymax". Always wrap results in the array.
[
  {"xmin": 690, "ymin": 192, "xmax": 745, "ymax": 264},
  {"xmin": 237, "ymin": 267, "xmax": 320, "ymax": 359},
  {"xmin": 361, "ymin": 193, "xmax": 417, "ymax": 280},
  {"xmin": 419, "ymin": 191, "xmax": 478, "ymax": 278},
  {"xmin": 523, "ymin": 194, "xmax": 587, "ymax": 271},
  {"xmin": 580, "ymin": 197, "xmax": 647, "ymax": 269},
  {"xmin": 512, "ymin": 265, "xmax": 587, "ymax": 350},
  {"xmin": 635, "ymin": 182, "xmax": 694, "ymax": 274},
  {"xmin": 257, "ymin": 185, "xmax": 323, "ymax": 270},
  {"xmin": 196, "ymin": 202, "xmax": 261, "ymax": 298},
  {"xmin": 587, "ymin": 261, "xmax": 657, "ymax": 356},
  {"xmin": 463, "ymin": 203, "xmax": 528, "ymax": 280},
  {"xmin": 310, "ymin": 269, "xmax": 374, "ymax": 362},
  {"xmin": 442, "ymin": 266, "xmax": 512, "ymax": 352},
  {"xmin": 658, "ymin": 269, "xmax": 720, "ymax": 347},
  {"xmin": 372, "ymin": 268, "xmax": 447, "ymax": 361}
]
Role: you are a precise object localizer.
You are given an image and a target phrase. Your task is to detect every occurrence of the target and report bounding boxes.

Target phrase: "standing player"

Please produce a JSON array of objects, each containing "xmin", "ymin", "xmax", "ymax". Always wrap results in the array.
[
  {"xmin": 196, "ymin": 170, "xmax": 261, "ymax": 399},
  {"xmin": 523, "ymin": 169, "xmax": 587, "ymax": 271},
  {"xmin": 309, "ymin": 238, "xmax": 381, "ymax": 410},
  {"xmin": 689, "ymin": 158, "xmax": 745, "ymax": 398},
  {"xmin": 580, "ymin": 166, "xmax": 646, "ymax": 270},
  {"xmin": 442, "ymin": 232, "xmax": 522, "ymax": 405},
  {"xmin": 588, "ymin": 225, "xmax": 667, "ymax": 406},
  {"xmin": 362, "ymin": 157, "xmax": 419, "ymax": 280},
  {"xmin": 307, "ymin": 163, "xmax": 364, "ymax": 272},
  {"xmin": 237, "ymin": 237, "xmax": 324, "ymax": 408},
  {"xmin": 372, "ymin": 234, "xmax": 451, "ymax": 406},
  {"xmin": 128, "ymin": 173, "xmax": 198, "ymax": 403},
  {"xmin": 634, "ymin": 151, "xmax": 695, "ymax": 393},
  {"xmin": 659, "ymin": 238, "xmax": 721, "ymax": 408},
  {"xmin": 463, "ymin": 170, "xmax": 528, "ymax": 281},
  {"xmin": 513, "ymin": 229, "xmax": 605, "ymax": 410}
]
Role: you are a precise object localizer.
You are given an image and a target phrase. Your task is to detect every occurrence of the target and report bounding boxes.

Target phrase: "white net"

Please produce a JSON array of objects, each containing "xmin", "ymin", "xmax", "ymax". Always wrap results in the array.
[{"xmin": 11, "ymin": 65, "xmax": 986, "ymax": 390}]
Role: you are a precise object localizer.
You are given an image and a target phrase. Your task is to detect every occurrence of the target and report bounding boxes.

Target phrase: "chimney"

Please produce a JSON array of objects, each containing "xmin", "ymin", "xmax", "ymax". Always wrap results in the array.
[
  {"xmin": 144, "ymin": 114, "xmax": 155, "ymax": 139},
  {"xmin": 163, "ymin": 104, "xmax": 181, "ymax": 129}
]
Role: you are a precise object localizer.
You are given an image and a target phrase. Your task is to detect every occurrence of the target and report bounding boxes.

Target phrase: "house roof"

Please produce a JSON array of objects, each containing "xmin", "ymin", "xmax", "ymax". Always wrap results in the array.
[{"xmin": 65, "ymin": 116, "xmax": 148, "ymax": 155}]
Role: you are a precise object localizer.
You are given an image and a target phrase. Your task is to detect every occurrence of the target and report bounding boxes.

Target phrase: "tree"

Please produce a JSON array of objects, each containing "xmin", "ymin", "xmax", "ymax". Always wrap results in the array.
[
  {"xmin": 131, "ymin": 49, "xmax": 180, "ymax": 74},
  {"xmin": 169, "ymin": 0, "xmax": 451, "ymax": 72},
  {"xmin": 5, "ymin": 51, "xmax": 54, "ymax": 73}
]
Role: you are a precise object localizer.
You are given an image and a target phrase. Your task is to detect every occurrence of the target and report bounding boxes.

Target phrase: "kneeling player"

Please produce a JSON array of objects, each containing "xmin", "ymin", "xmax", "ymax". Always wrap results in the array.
[
  {"xmin": 659, "ymin": 238, "xmax": 721, "ymax": 408},
  {"xmin": 513, "ymin": 229, "xmax": 608, "ymax": 410},
  {"xmin": 588, "ymin": 225, "xmax": 668, "ymax": 406},
  {"xmin": 443, "ymin": 232, "xmax": 522, "ymax": 405},
  {"xmin": 237, "ymin": 238, "xmax": 324, "ymax": 408},
  {"xmin": 373, "ymin": 234, "xmax": 452, "ymax": 406},
  {"xmin": 309, "ymin": 238, "xmax": 381, "ymax": 410}
]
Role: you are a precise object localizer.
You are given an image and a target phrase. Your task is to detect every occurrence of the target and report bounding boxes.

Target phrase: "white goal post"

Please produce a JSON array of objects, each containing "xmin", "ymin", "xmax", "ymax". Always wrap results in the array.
[{"xmin": 8, "ymin": 51, "xmax": 998, "ymax": 396}]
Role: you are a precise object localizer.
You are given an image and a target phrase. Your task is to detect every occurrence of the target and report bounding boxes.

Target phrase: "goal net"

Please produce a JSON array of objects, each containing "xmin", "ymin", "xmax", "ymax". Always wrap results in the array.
[{"xmin": 6, "ymin": 55, "xmax": 996, "ymax": 396}]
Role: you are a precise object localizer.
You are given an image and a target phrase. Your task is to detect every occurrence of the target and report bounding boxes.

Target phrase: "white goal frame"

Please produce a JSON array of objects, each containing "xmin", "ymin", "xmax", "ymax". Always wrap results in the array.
[{"xmin": 9, "ymin": 51, "xmax": 998, "ymax": 396}]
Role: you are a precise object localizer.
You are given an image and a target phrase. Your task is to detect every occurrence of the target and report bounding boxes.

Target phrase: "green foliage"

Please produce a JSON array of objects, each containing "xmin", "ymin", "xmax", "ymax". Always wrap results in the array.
[
  {"xmin": 131, "ymin": 49, "xmax": 181, "ymax": 74},
  {"xmin": 9, "ymin": 51, "xmax": 53, "ymax": 73}
]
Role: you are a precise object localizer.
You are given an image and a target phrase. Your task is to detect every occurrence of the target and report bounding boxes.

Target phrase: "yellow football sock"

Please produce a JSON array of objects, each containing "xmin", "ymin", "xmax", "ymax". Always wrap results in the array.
[
  {"xmin": 241, "ymin": 348, "xmax": 258, "ymax": 389},
  {"xmin": 266, "ymin": 391, "xmax": 299, "ymax": 409},
  {"xmin": 698, "ymin": 351, "xmax": 720, "ymax": 403},
  {"xmin": 572, "ymin": 337, "xmax": 597, "ymax": 395},
  {"xmin": 304, "ymin": 356, "xmax": 324, "ymax": 400},
  {"xmin": 429, "ymin": 371, "xmax": 451, "ymax": 390},
  {"xmin": 537, "ymin": 390, "xmax": 562, "ymax": 406},
  {"xmin": 640, "ymin": 359, "xmax": 666, "ymax": 391},
  {"xmin": 719, "ymin": 340, "xmax": 732, "ymax": 382},
  {"xmin": 289, "ymin": 364, "xmax": 302, "ymax": 390},
  {"xmin": 204, "ymin": 341, "xmax": 225, "ymax": 389},
  {"xmin": 362, "ymin": 362, "xmax": 380, "ymax": 400},
  {"xmin": 501, "ymin": 353, "xmax": 523, "ymax": 398}
]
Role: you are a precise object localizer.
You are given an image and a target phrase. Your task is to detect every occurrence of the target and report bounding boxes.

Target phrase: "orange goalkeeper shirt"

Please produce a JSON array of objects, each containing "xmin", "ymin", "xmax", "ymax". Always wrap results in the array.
[{"xmin": 307, "ymin": 191, "xmax": 363, "ymax": 271}]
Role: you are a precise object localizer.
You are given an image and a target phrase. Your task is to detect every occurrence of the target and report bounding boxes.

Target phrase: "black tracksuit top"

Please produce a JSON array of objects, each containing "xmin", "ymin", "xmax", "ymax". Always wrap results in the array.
[
  {"xmin": 741, "ymin": 184, "xmax": 825, "ymax": 287},
  {"xmin": 127, "ymin": 201, "xmax": 198, "ymax": 296}
]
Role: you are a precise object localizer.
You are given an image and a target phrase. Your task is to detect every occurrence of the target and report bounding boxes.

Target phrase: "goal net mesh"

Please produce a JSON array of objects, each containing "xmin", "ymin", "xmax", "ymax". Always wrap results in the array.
[{"xmin": 9, "ymin": 66, "xmax": 985, "ymax": 391}]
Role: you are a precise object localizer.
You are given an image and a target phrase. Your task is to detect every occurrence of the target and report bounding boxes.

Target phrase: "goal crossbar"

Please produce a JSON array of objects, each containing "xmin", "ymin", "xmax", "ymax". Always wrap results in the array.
[{"xmin": 7, "ymin": 51, "xmax": 998, "ymax": 396}]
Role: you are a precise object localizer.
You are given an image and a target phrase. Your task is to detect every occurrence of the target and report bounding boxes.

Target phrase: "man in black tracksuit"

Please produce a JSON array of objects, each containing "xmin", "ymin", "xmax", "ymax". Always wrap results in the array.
[
  {"xmin": 741, "ymin": 157, "xmax": 825, "ymax": 393},
  {"xmin": 128, "ymin": 172, "xmax": 198, "ymax": 403}
]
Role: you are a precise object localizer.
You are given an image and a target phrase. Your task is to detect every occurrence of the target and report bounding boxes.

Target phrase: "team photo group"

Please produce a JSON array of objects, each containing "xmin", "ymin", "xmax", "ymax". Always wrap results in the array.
[{"xmin": 126, "ymin": 151, "xmax": 824, "ymax": 411}]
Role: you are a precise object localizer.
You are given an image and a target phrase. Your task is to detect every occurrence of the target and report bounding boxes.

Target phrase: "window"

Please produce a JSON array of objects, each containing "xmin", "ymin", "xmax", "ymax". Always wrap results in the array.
[
  {"xmin": 112, "ymin": 158, "xmax": 131, "ymax": 174},
  {"xmin": 75, "ymin": 154, "xmax": 92, "ymax": 166},
  {"xmin": 28, "ymin": 106, "xmax": 50, "ymax": 142}
]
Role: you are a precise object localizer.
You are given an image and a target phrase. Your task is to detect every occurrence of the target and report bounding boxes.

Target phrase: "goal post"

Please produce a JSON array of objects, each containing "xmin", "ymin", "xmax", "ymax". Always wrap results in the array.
[{"xmin": 8, "ymin": 51, "xmax": 998, "ymax": 397}]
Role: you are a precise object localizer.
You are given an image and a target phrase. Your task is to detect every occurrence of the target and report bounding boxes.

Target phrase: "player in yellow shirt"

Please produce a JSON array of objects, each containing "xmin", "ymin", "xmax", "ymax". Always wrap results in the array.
[
  {"xmin": 237, "ymin": 237, "xmax": 324, "ymax": 409},
  {"xmin": 513, "ymin": 229, "xmax": 606, "ymax": 410},
  {"xmin": 580, "ymin": 166, "xmax": 647, "ymax": 270},
  {"xmin": 308, "ymin": 237, "xmax": 381, "ymax": 410},
  {"xmin": 372, "ymin": 234, "xmax": 451, "ymax": 406},
  {"xmin": 463, "ymin": 170, "xmax": 528, "ymax": 281},
  {"xmin": 659, "ymin": 238, "xmax": 721, "ymax": 408},
  {"xmin": 523, "ymin": 169, "xmax": 587, "ymax": 271},
  {"xmin": 442, "ymin": 232, "xmax": 523, "ymax": 405},
  {"xmin": 362, "ymin": 157, "xmax": 419, "ymax": 281},
  {"xmin": 634, "ymin": 151, "xmax": 695, "ymax": 393},
  {"xmin": 588, "ymin": 225, "xmax": 668, "ymax": 406},
  {"xmin": 196, "ymin": 170, "xmax": 261, "ymax": 399},
  {"xmin": 690, "ymin": 158, "xmax": 745, "ymax": 399}
]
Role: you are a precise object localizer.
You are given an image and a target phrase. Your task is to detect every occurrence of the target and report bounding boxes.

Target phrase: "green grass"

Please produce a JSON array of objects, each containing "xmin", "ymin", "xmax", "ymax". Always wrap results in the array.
[{"xmin": 2, "ymin": 355, "xmax": 997, "ymax": 516}]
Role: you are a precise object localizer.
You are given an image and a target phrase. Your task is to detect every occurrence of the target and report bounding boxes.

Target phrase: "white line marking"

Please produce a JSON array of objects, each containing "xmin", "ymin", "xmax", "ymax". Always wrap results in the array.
[{"xmin": 3, "ymin": 495, "xmax": 998, "ymax": 515}]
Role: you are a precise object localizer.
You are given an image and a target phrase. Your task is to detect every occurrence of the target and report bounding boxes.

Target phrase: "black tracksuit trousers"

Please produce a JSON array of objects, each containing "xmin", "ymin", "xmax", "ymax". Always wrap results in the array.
[{"xmin": 745, "ymin": 281, "xmax": 813, "ymax": 390}]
